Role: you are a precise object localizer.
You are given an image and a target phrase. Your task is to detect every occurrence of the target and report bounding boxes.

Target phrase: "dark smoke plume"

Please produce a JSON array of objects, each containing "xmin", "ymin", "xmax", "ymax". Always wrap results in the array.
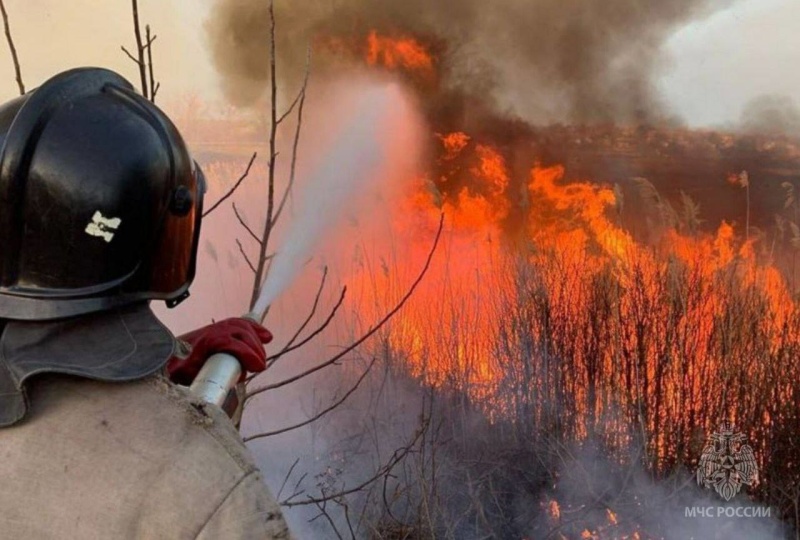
[
  {"xmin": 740, "ymin": 94, "xmax": 800, "ymax": 139},
  {"xmin": 206, "ymin": 0, "xmax": 733, "ymax": 123}
]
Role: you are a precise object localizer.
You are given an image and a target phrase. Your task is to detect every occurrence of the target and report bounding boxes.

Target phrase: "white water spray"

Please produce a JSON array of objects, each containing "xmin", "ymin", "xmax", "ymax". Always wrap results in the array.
[
  {"xmin": 252, "ymin": 83, "xmax": 405, "ymax": 318},
  {"xmin": 191, "ymin": 83, "xmax": 414, "ymax": 406}
]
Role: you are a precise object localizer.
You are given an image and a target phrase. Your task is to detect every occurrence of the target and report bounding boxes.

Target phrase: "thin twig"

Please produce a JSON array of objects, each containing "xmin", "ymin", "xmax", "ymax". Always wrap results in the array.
[
  {"xmin": 244, "ymin": 358, "xmax": 376, "ymax": 441},
  {"xmin": 280, "ymin": 471, "xmax": 309, "ymax": 507},
  {"xmin": 277, "ymin": 458, "xmax": 300, "ymax": 501},
  {"xmin": 237, "ymin": 239, "xmax": 257, "ymax": 274},
  {"xmin": 145, "ymin": 25, "xmax": 158, "ymax": 103},
  {"xmin": 203, "ymin": 152, "xmax": 258, "ymax": 217},
  {"xmin": 272, "ymin": 48, "xmax": 311, "ymax": 229},
  {"xmin": 280, "ymin": 417, "xmax": 429, "ymax": 507},
  {"xmin": 276, "ymin": 88, "xmax": 303, "ymax": 126},
  {"xmin": 342, "ymin": 504, "xmax": 357, "ymax": 540},
  {"xmin": 233, "ymin": 202, "xmax": 262, "ymax": 244},
  {"xmin": 250, "ymin": 0, "xmax": 278, "ymax": 310},
  {"xmin": 244, "ymin": 282, "xmax": 346, "ymax": 386},
  {"xmin": 248, "ymin": 214, "xmax": 444, "ymax": 398},
  {"xmin": 130, "ymin": 0, "xmax": 148, "ymax": 98},
  {"xmin": 0, "ymin": 0, "xmax": 24, "ymax": 95},
  {"xmin": 274, "ymin": 267, "xmax": 328, "ymax": 357},
  {"xmin": 261, "ymin": 285, "xmax": 347, "ymax": 367},
  {"xmin": 314, "ymin": 501, "xmax": 345, "ymax": 540},
  {"xmin": 120, "ymin": 46, "xmax": 140, "ymax": 64}
]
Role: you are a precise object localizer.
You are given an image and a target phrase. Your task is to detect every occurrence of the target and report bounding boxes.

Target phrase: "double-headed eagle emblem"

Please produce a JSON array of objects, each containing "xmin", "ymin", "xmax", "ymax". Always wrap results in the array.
[{"xmin": 696, "ymin": 422, "xmax": 758, "ymax": 501}]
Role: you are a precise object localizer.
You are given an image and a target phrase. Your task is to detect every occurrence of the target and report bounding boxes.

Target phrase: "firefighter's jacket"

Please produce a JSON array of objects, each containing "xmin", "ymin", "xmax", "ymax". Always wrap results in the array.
[{"xmin": 0, "ymin": 373, "xmax": 292, "ymax": 539}]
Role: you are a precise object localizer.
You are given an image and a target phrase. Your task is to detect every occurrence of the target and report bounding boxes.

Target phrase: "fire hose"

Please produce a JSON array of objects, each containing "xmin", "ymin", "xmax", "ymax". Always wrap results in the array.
[{"xmin": 188, "ymin": 312, "xmax": 259, "ymax": 410}]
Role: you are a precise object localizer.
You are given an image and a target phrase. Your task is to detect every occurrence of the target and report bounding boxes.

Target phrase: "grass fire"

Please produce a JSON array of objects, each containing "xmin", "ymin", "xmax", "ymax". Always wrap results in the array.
[
  {"xmin": 2, "ymin": 0, "xmax": 799, "ymax": 538},
  {"xmin": 201, "ymin": 3, "xmax": 800, "ymax": 538}
]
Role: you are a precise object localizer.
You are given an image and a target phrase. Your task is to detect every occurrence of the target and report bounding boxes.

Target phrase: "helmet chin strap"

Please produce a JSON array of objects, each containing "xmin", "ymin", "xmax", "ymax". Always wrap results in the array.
[{"xmin": 165, "ymin": 290, "xmax": 190, "ymax": 309}]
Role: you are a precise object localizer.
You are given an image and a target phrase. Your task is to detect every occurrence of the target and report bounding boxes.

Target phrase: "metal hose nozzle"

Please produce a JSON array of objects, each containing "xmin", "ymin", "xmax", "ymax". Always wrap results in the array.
[{"xmin": 188, "ymin": 312, "xmax": 260, "ymax": 408}]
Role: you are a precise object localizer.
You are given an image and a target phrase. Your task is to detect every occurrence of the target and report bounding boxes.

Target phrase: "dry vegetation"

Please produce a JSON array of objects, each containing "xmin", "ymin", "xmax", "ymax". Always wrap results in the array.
[
  {"xmin": 320, "ymin": 202, "xmax": 800, "ymax": 538},
  {"xmin": 4, "ymin": 2, "xmax": 800, "ymax": 538}
]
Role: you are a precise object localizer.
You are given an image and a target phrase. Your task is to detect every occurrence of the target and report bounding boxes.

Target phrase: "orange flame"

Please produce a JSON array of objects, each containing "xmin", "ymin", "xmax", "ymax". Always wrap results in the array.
[
  {"xmin": 342, "ymin": 122, "xmax": 798, "ymax": 466},
  {"xmin": 549, "ymin": 500, "xmax": 561, "ymax": 521},
  {"xmin": 528, "ymin": 164, "xmax": 633, "ymax": 259},
  {"xmin": 439, "ymin": 131, "xmax": 470, "ymax": 160},
  {"xmin": 323, "ymin": 45, "xmax": 800, "ymax": 490},
  {"xmin": 366, "ymin": 31, "xmax": 435, "ymax": 75},
  {"xmin": 316, "ymin": 30, "xmax": 437, "ymax": 80}
]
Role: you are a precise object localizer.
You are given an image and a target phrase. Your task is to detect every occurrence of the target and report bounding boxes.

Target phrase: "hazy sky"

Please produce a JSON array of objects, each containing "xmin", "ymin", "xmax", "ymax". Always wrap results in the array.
[
  {"xmin": 0, "ymin": 0, "xmax": 796, "ymax": 128},
  {"xmin": 0, "ymin": 0, "xmax": 216, "ymax": 107},
  {"xmin": 657, "ymin": 0, "xmax": 800, "ymax": 127}
]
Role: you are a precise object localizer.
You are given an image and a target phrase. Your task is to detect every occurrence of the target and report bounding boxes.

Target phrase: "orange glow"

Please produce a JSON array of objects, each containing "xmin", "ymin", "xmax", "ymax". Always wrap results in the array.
[
  {"xmin": 340, "ymin": 124, "xmax": 798, "ymax": 470},
  {"xmin": 315, "ymin": 30, "xmax": 437, "ymax": 80},
  {"xmin": 297, "ymin": 34, "xmax": 800, "ymax": 506},
  {"xmin": 473, "ymin": 145, "xmax": 509, "ymax": 195},
  {"xmin": 549, "ymin": 500, "xmax": 561, "ymax": 521},
  {"xmin": 366, "ymin": 31, "xmax": 434, "ymax": 75},
  {"xmin": 528, "ymin": 164, "xmax": 633, "ymax": 259},
  {"xmin": 439, "ymin": 132, "xmax": 470, "ymax": 160}
]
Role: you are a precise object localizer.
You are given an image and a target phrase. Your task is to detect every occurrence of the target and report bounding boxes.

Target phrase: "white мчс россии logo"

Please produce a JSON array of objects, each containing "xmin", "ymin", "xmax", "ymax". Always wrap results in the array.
[
  {"xmin": 85, "ymin": 211, "xmax": 122, "ymax": 243},
  {"xmin": 696, "ymin": 422, "xmax": 758, "ymax": 501}
]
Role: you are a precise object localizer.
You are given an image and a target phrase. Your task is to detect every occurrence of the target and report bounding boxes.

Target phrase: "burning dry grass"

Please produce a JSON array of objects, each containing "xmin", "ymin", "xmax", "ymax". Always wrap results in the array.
[
  {"xmin": 192, "ymin": 22, "xmax": 800, "ymax": 535},
  {"xmin": 368, "ymin": 207, "xmax": 800, "ymax": 448},
  {"xmin": 190, "ymin": 100, "xmax": 800, "ymax": 537},
  {"xmin": 331, "ymin": 147, "xmax": 800, "ymax": 536},
  {"xmin": 193, "ymin": 124, "xmax": 800, "ymax": 537}
]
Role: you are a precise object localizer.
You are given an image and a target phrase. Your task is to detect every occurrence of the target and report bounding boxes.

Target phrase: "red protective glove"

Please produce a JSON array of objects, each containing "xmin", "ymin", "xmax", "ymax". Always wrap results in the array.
[{"xmin": 166, "ymin": 318, "xmax": 273, "ymax": 386}]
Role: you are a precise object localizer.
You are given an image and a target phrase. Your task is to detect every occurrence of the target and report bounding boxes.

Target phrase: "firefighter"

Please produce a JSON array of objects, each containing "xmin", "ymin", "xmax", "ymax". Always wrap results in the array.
[{"xmin": 0, "ymin": 68, "xmax": 291, "ymax": 539}]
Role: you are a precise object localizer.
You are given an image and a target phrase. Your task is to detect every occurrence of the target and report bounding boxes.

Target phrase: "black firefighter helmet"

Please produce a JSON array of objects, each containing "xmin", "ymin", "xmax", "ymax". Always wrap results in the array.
[{"xmin": 0, "ymin": 67, "xmax": 206, "ymax": 321}]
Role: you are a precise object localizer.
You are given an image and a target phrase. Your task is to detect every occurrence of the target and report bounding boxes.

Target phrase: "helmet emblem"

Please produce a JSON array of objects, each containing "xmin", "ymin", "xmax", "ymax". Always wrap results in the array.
[{"xmin": 85, "ymin": 211, "xmax": 122, "ymax": 243}]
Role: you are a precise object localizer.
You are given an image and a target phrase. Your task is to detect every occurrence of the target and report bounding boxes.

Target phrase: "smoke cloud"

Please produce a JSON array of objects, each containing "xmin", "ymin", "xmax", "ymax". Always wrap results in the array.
[
  {"xmin": 740, "ymin": 94, "xmax": 800, "ymax": 138},
  {"xmin": 206, "ymin": 0, "xmax": 734, "ymax": 123}
]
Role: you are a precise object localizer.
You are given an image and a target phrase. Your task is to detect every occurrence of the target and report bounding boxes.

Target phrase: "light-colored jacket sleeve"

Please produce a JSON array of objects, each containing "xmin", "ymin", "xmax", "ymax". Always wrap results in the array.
[{"xmin": 196, "ymin": 470, "xmax": 292, "ymax": 540}]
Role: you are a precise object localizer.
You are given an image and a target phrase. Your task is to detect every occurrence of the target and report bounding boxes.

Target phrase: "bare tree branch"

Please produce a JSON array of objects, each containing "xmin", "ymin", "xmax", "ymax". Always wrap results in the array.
[
  {"xmin": 244, "ymin": 358, "xmax": 377, "ymax": 442},
  {"xmin": 145, "ymin": 25, "xmax": 158, "ymax": 103},
  {"xmin": 130, "ymin": 0, "xmax": 148, "ymax": 98},
  {"xmin": 236, "ymin": 239, "xmax": 257, "ymax": 274},
  {"xmin": 313, "ymin": 503, "xmax": 346, "ymax": 540},
  {"xmin": 277, "ymin": 458, "xmax": 301, "ymax": 501},
  {"xmin": 280, "ymin": 416, "xmax": 429, "ymax": 507},
  {"xmin": 244, "ymin": 281, "xmax": 347, "ymax": 385},
  {"xmin": 280, "ymin": 469, "xmax": 309, "ymax": 509},
  {"xmin": 272, "ymin": 48, "xmax": 311, "ymax": 229},
  {"xmin": 203, "ymin": 152, "xmax": 258, "ymax": 217},
  {"xmin": 258, "ymin": 284, "xmax": 347, "ymax": 370},
  {"xmin": 0, "ymin": 0, "xmax": 24, "ymax": 95},
  {"xmin": 250, "ymin": 0, "xmax": 279, "ymax": 310},
  {"xmin": 276, "ymin": 89, "xmax": 303, "ymax": 126},
  {"xmin": 248, "ymin": 214, "xmax": 444, "ymax": 398},
  {"xmin": 270, "ymin": 266, "xmax": 328, "ymax": 361},
  {"xmin": 120, "ymin": 46, "xmax": 140, "ymax": 64},
  {"xmin": 275, "ymin": 50, "xmax": 310, "ymax": 126},
  {"xmin": 233, "ymin": 202, "xmax": 262, "ymax": 245}
]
